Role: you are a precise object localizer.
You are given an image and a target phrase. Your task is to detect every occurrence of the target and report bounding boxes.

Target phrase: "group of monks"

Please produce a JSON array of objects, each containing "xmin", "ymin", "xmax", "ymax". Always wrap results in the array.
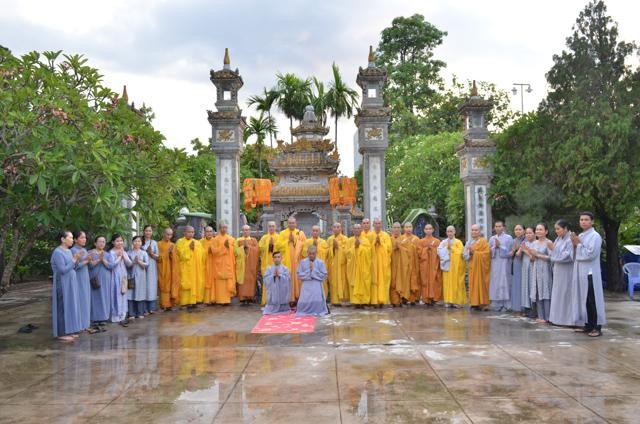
[{"xmin": 155, "ymin": 216, "xmax": 472, "ymax": 310}]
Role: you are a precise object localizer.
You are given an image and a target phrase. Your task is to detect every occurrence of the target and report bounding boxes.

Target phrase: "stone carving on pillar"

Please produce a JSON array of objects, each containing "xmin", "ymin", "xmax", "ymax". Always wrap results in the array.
[
  {"xmin": 355, "ymin": 46, "xmax": 391, "ymax": 226},
  {"xmin": 208, "ymin": 48, "xmax": 246, "ymax": 236},
  {"xmin": 456, "ymin": 81, "xmax": 496, "ymax": 241}
]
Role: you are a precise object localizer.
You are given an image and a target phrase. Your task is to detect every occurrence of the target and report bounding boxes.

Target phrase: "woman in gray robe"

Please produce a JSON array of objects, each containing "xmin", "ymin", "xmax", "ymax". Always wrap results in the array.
[
  {"xmin": 127, "ymin": 235, "xmax": 149, "ymax": 319},
  {"xmin": 263, "ymin": 252, "xmax": 292, "ymax": 315},
  {"xmin": 51, "ymin": 231, "xmax": 83, "ymax": 341},
  {"xmin": 509, "ymin": 224, "xmax": 525, "ymax": 314},
  {"xmin": 88, "ymin": 236, "xmax": 113, "ymax": 324},
  {"xmin": 296, "ymin": 245, "xmax": 329, "ymax": 316},
  {"xmin": 529, "ymin": 223, "xmax": 553, "ymax": 323},
  {"xmin": 520, "ymin": 227, "xmax": 536, "ymax": 318},
  {"xmin": 71, "ymin": 231, "xmax": 92, "ymax": 332},
  {"xmin": 549, "ymin": 220, "xmax": 575, "ymax": 326},
  {"xmin": 141, "ymin": 225, "xmax": 159, "ymax": 314},
  {"xmin": 109, "ymin": 234, "xmax": 132, "ymax": 325}
]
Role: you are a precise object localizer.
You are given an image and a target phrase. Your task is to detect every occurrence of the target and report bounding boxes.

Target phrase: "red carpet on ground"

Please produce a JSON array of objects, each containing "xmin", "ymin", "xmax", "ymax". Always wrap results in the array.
[{"xmin": 251, "ymin": 313, "xmax": 316, "ymax": 334}]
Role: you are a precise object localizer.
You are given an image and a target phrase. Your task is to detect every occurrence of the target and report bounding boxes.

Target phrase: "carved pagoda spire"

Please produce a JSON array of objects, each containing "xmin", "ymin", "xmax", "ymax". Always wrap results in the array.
[{"xmin": 223, "ymin": 47, "xmax": 230, "ymax": 69}]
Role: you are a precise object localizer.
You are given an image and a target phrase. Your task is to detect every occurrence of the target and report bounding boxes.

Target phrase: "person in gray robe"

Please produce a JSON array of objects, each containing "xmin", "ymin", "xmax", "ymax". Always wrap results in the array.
[
  {"xmin": 88, "ymin": 236, "xmax": 113, "ymax": 324},
  {"xmin": 296, "ymin": 245, "xmax": 329, "ymax": 316},
  {"xmin": 549, "ymin": 220, "xmax": 575, "ymax": 326},
  {"xmin": 489, "ymin": 221, "xmax": 514, "ymax": 311},
  {"xmin": 142, "ymin": 225, "xmax": 159, "ymax": 314},
  {"xmin": 71, "ymin": 231, "xmax": 92, "ymax": 332},
  {"xmin": 570, "ymin": 212, "xmax": 606, "ymax": 337},
  {"xmin": 109, "ymin": 234, "xmax": 132, "ymax": 325},
  {"xmin": 509, "ymin": 224, "xmax": 525, "ymax": 314},
  {"xmin": 127, "ymin": 235, "xmax": 149, "ymax": 319},
  {"xmin": 520, "ymin": 228, "xmax": 536, "ymax": 319},
  {"xmin": 529, "ymin": 224, "xmax": 553, "ymax": 323},
  {"xmin": 263, "ymin": 251, "xmax": 292, "ymax": 315},
  {"xmin": 51, "ymin": 231, "xmax": 83, "ymax": 341}
]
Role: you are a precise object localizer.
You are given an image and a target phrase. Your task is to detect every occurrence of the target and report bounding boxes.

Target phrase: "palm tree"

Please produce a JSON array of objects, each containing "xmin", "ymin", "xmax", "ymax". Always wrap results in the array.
[
  {"xmin": 243, "ymin": 112, "xmax": 277, "ymax": 178},
  {"xmin": 275, "ymin": 73, "xmax": 312, "ymax": 142},
  {"xmin": 326, "ymin": 63, "xmax": 359, "ymax": 151},
  {"xmin": 310, "ymin": 77, "xmax": 328, "ymax": 126},
  {"xmin": 246, "ymin": 88, "xmax": 279, "ymax": 148}
]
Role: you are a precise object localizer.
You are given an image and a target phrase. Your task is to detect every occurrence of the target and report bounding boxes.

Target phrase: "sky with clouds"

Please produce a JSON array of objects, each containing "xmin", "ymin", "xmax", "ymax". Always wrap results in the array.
[{"xmin": 2, "ymin": 0, "xmax": 638, "ymax": 175}]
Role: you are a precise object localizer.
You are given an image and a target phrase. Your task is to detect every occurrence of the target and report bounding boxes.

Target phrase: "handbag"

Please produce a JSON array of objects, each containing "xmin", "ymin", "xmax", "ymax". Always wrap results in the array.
[
  {"xmin": 127, "ymin": 276, "xmax": 136, "ymax": 290},
  {"xmin": 120, "ymin": 276, "xmax": 128, "ymax": 295},
  {"xmin": 90, "ymin": 276, "xmax": 101, "ymax": 289}
]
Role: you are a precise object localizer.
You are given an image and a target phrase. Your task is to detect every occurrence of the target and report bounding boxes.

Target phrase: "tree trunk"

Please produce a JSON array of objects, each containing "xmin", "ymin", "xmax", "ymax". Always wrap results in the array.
[
  {"xmin": 334, "ymin": 115, "xmax": 339, "ymax": 152},
  {"xmin": 258, "ymin": 139, "xmax": 263, "ymax": 178},
  {"xmin": 268, "ymin": 111, "xmax": 273, "ymax": 148},
  {"xmin": 290, "ymin": 116, "xmax": 293, "ymax": 143},
  {"xmin": 0, "ymin": 227, "xmax": 42, "ymax": 297},
  {"xmin": 601, "ymin": 216, "xmax": 622, "ymax": 291}
]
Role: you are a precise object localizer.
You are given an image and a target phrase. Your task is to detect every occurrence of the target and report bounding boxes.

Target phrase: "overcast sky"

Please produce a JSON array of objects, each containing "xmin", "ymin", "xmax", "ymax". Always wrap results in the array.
[{"xmin": 2, "ymin": 0, "xmax": 638, "ymax": 175}]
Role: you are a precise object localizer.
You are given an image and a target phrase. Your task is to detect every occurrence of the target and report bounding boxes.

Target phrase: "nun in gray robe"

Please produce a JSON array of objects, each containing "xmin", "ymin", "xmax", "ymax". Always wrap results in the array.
[
  {"xmin": 520, "ymin": 240, "xmax": 536, "ymax": 318},
  {"xmin": 296, "ymin": 246, "xmax": 329, "ymax": 316},
  {"xmin": 489, "ymin": 232, "xmax": 514, "ymax": 311},
  {"xmin": 510, "ymin": 235, "xmax": 525, "ymax": 313},
  {"xmin": 570, "ymin": 228, "xmax": 606, "ymax": 331},
  {"xmin": 51, "ymin": 246, "xmax": 82, "ymax": 337},
  {"xmin": 263, "ymin": 264, "xmax": 292, "ymax": 315},
  {"xmin": 88, "ymin": 249, "xmax": 113, "ymax": 323},
  {"xmin": 530, "ymin": 241, "xmax": 553, "ymax": 321},
  {"xmin": 127, "ymin": 248, "xmax": 149, "ymax": 318},
  {"xmin": 142, "ymin": 238, "xmax": 159, "ymax": 313},
  {"xmin": 549, "ymin": 233, "xmax": 574, "ymax": 326},
  {"xmin": 71, "ymin": 244, "xmax": 91, "ymax": 330}
]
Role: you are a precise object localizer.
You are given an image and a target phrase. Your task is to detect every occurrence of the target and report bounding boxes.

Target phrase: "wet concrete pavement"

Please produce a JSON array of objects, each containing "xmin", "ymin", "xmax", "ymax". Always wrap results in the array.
[{"xmin": 1, "ymin": 281, "xmax": 639, "ymax": 423}]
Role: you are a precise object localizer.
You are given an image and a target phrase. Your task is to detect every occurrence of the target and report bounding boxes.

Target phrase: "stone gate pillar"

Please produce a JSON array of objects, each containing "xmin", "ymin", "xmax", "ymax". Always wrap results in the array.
[
  {"xmin": 355, "ymin": 46, "xmax": 391, "ymax": 226},
  {"xmin": 456, "ymin": 81, "xmax": 496, "ymax": 241},
  {"xmin": 208, "ymin": 48, "xmax": 246, "ymax": 236}
]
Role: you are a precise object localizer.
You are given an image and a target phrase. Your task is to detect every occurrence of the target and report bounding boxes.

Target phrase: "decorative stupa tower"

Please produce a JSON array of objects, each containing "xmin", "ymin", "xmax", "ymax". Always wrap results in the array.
[
  {"xmin": 261, "ymin": 105, "xmax": 340, "ymax": 234},
  {"xmin": 208, "ymin": 48, "xmax": 246, "ymax": 236},
  {"xmin": 355, "ymin": 46, "xmax": 391, "ymax": 224}
]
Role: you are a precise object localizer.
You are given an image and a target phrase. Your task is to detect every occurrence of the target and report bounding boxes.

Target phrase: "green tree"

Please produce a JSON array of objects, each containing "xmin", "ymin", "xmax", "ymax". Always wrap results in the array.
[
  {"xmin": 0, "ymin": 48, "xmax": 181, "ymax": 294},
  {"xmin": 376, "ymin": 14, "xmax": 447, "ymax": 117},
  {"xmin": 243, "ymin": 112, "xmax": 277, "ymax": 178},
  {"xmin": 542, "ymin": 0, "xmax": 639, "ymax": 290},
  {"xmin": 326, "ymin": 63, "xmax": 359, "ymax": 150},
  {"xmin": 385, "ymin": 132, "xmax": 462, "ymax": 231},
  {"xmin": 246, "ymin": 87, "xmax": 279, "ymax": 148},
  {"xmin": 309, "ymin": 77, "xmax": 328, "ymax": 126},
  {"xmin": 274, "ymin": 73, "xmax": 311, "ymax": 141}
]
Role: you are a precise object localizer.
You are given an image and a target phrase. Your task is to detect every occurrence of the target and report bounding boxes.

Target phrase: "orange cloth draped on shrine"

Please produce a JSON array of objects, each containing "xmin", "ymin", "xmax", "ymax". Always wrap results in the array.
[
  {"xmin": 243, "ymin": 178, "xmax": 272, "ymax": 211},
  {"xmin": 468, "ymin": 238, "xmax": 491, "ymax": 307},
  {"xmin": 399, "ymin": 234, "xmax": 421, "ymax": 303},
  {"xmin": 418, "ymin": 235, "xmax": 443, "ymax": 303},
  {"xmin": 211, "ymin": 234, "xmax": 236, "ymax": 304},
  {"xmin": 236, "ymin": 237, "xmax": 260, "ymax": 301},
  {"xmin": 157, "ymin": 240, "xmax": 180, "ymax": 308},
  {"xmin": 329, "ymin": 177, "xmax": 357, "ymax": 207},
  {"xmin": 200, "ymin": 237, "xmax": 216, "ymax": 304}
]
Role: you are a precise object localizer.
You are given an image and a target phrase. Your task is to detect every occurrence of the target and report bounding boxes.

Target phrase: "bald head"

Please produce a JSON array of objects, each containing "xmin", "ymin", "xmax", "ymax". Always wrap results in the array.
[
  {"xmin": 307, "ymin": 244, "xmax": 317, "ymax": 261},
  {"xmin": 204, "ymin": 226, "xmax": 214, "ymax": 239},
  {"xmin": 391, "ymin": 222, "xmax": 401, "ymax": 237},
  {"xmin": 332, "ymin": 222, "xmax": 342, "ymax": 236},
  {"xmin": 267, "ymin": 221, "xmax": 276, "ymax": 234},
  {"xmin": 287, "ymin": 216, "xmax": 297, "ymax": 231},
  {"xmin": 353, "ymin": 223, "xmax": 362, "ymax": 237},
  {"xmin": 403, "ymin": 222, "xmax": 413, "ymax": 235},
  {"xmin": 311, "ymin": 225, "xmax": 320, "ymax": 238},
  {"xmin": 470, "ymin": 224, "xmax": 482, "ymax": 239},
  {"xmin": 184, "ymin": 225, "xmax": 195, "ymax": 239},
  {"xmin": 218, "ymin": 221, "xmax": 228, "ymax": 235},
  {"xmin": 242, "ymin": 225, "xmax": 251, "ymax": 237},
  {"xmin": 373, "ymin": 218, "xmax": 383, "ymax": 232},
  {"xmin": 163, "ymin": 227, "xmax": 173, "ymax": 241},
  {"xmin": 362, "ymin": 218, "xmax": 371, "ymax": 232}
]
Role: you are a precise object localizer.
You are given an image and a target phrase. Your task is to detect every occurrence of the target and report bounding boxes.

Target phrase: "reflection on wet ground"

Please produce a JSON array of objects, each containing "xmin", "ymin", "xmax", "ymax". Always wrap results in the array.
[{"xmin": 1, "ymin": 281, "xmax": 639, "ymax": 423}]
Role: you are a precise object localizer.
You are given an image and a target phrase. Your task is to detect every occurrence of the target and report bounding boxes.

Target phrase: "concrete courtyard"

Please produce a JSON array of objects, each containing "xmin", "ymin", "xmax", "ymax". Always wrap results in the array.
[{"xmin": 1, "ymin": 281, "xmax": 639, "ymax": 423}]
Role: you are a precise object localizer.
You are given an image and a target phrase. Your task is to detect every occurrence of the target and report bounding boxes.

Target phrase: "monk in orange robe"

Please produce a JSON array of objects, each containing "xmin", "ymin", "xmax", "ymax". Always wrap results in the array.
[
  {"xmin": 236, "ymin": 225, "xmax": 260, "ymax": 304},
  {"xmin": 211, "ymin": 222, "xmax": 236, "ymax": 305},
  {"xmin": 200, "ymin": 226, "xmax": 217, "ymax": 305},
  {"xmin": 389, "ymin": 222, "xmax": 404, "ymax": 306},
  {"xmin": 157, "ymin": 227, "xmax": 180, "ymax": 310},
  {"xmin": 418, "ymin": 224, "xmax": 442, "ymax": 305},
  {"xmin": 400, "ymin": 222, "xmax": 421, "ymax": 305},
  {"xmin": 463, "ymin": 224, "xmax": 491, "ymax": 310},
  {"xmin": 275, "ymin": 216, "xmax": 306, "ymax": 301}
]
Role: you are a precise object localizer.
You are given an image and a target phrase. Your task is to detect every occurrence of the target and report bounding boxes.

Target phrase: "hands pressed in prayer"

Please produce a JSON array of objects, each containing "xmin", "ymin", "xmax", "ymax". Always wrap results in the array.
[
  {"xmin": 189, "ymin": 240, "xmax": 195, "ymax": 250},
  {"xmin": 146, "ymin": 245, "xmax": 153, "ymax": 256},
  {"xmin": 275, "ymin": 267, "xmax": 281, "ymax": 278},
  {"xmin": 570, "ymin": 232, "xmax": 580, "ymax": 247},
  {"xmin": 208, "ymin": 246, "xmax": 213, "ymax": 254},
  {"xmin": 431, "ymin": 240, "xmax": 437, "ymax": 247},
  {"xmin": 269, "ymin": 237, "xmax": 274, "ymax": 252},
  {"xmin": 375, "ymin": 236, "xmax": 380, "ymax": 245},
  {"xmin": 224, "ymin": 239, "xmax": 229, "ymax": 249},
  {"xmin": 447, "ymin": 239, "xmax": 451, "ymax": 250},
  {"xmin": 309, "ymin": 260, "xmax": 314, "ymax": 272},
  {"xmin": 333, "ymin": 238, "xmax": 339, "ymax": 250},
  {"xmin": 355, "ymin": 238, "xmax": 360, "ymax": 248},
  {"xmin": 494, "ymin": 237, "xmax": 500, "ymax": 248},
  {"xmin": 72, "ymin": 250, "xmax": 83, "ymax": 263},
  {"xmin": 289, "ymin": 232, "xmax": 295, "ymax": 244},
  {"xmin": 243, "ymin": 239, "xmax": 247, "ymax": 247},
  {"xmin": 168, "ymin": 244, "xmax": 174, "ymax": 258}
]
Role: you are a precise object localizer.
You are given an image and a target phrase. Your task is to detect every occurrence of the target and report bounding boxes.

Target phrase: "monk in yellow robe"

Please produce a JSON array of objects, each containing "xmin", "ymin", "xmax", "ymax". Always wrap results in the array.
[
  {"xmin": 157, "ymin": 227, "xmax": 180, "ymax": 310},
  {"xmin": 275, "ymin": 216, "xmax": 306, "ymax": 301},
  {"xmin": 437, "ymin": 225, "xmax": 467, "ymax": 307},
  {"xmin": 389, "ymin": 222, "xmax": 404, "ymax": 306},
  {"xmin": 175, "ymin": 225, "xmax": 205, "ymax": 308},
  {"xmin": 302, "ymin": 225, "xmax": 329, "ymax": 296},
  {"xmin": 236, "ymin": 224, "xmax": 260, "ymax": 304},
  {"xmin": 200, "ymin": 226, "xmax": 217, "ymax": 305},
  {"xmin": 417, "ymin": 224, "xmax": 442, "ymax": 305},
  {"xmin": 326, "ymin": 222, "xmax": 349, "ymax": 306},
  {"xmin": 211, "ymin": 222, "xmax": 236, "ymax": 305},
  {"xmin": 370, "ymin": 218, "xmax": 391, "ymax": 306},
  {"xmin": 346, "ymin": 223, "xmax": 373, "ymax": 308},
  {"xmin": 463, "ymin": 224, "xmax": 491, "ymax": 310},
  {"xmin": 400, "ymin": 222, "xmax": 421, "ymax": 305},
  {"xmin": 258, "ymin": 221, "xmax": 278, "ymax": 306},
  {"xmin": 362, "ymin": 218, "xmax": 374, "ymax": 244}
]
